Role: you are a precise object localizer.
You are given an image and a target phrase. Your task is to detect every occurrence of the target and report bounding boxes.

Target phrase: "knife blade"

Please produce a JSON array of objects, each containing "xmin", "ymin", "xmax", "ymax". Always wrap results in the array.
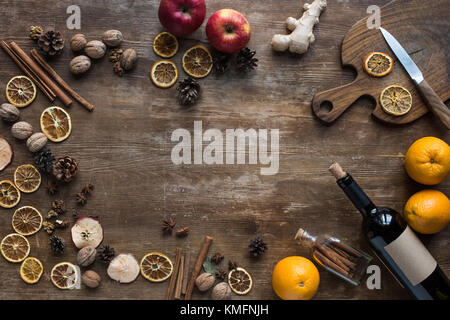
[{"xmin": 379, "ymin": 27, "xmax": 450, "ymax": 129}]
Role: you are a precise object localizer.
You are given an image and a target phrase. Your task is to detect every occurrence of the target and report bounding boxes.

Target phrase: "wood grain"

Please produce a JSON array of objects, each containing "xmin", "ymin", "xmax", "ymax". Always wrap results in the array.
[
  {"xmin": 312, "ymin": 0, "xmax": 450, "ymax": 125},
  {"xmin": 0, "ymin": 0, "xmax": 448, "ymax": 300}
]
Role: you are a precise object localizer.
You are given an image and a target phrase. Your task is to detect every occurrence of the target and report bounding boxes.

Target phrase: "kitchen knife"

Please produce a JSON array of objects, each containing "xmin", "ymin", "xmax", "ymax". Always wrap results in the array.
[{"xmin": 380, "ymin": 27, "xmax": 450, "ymax": 129}]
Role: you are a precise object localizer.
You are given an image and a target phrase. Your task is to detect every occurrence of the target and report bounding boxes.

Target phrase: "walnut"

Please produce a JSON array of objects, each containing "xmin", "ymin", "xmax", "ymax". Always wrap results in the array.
[
  {"xmin": 82, "ymin": 270, "xmax": 101, "ymax": 288},
  {"xmin": 0, "ymin": 103, "xmax": 20, "ymax": 122},
  {"xmin": 85, "ymin": 40, "xmax": 106, "ymax": 59},
  {"xmin": 26, "ymin": 132, "xmax": 47, "ymax": 153},
  {"xmin": 211, "ymin": 282, "xmax": 232, "ymax": 300},
  {"xmin": 195, "ymin": 272, "xmax": 215, "ymax": 291},
  {"xmin": 120, "ymin": 48, "xmax": 137, "ymax": 71},
  {"xmin": 70, "ymin": 34, "xmax": 87, "ymax": 52},
  {"xmin": 11, "ymin": 121, "xmax": 33, "ymax": 140},
  {"xmin": 77, "ymin": 246, "xmax": 97, "ymax": 267},
  {"xmin": 102, "ymin": 30, "xmax": 123, "ymax": 47},
  {"xmin": 70, "ymin": 55, "xmax": 91, "ymax": 75}
]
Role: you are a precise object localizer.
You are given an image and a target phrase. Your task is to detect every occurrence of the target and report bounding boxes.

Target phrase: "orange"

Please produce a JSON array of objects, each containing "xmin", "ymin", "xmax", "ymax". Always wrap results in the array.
[
  {"xmin": 140, "ymin": 252, "xmax": 173, "ymax": 282},
  {"xmin": 20, "ymin": 257, "xmax": 43, "ymax": 284},
  {"xmin": 150, "ymin": 60, "xmax": 179, "ymax": 88},
  {"xmin": 363, "ymin": 52, "xmax": 394, "ymax": 77},
  {"xmin": 380, "ymin": 85, "xmax": 412, "ymax": 116},
  {"xmin": 404, "ymin": 190, "xmax": 450, "ymax": 234},
  {"xmin": 182, "ymin": 46, "xmax": 213, "ymax": 79},
  {"xmin": 153, "ymin": 32, "xmax": 179, "ymax": 58},
  {"xmin": 272, "ymin": 256, "xmax": 319, "ymax": 300},
  {"xmin": 6, "ymin": 76, "xmax": 36, "ymax": 107},
  {"xmin": 404, "ymin": 137, "xmax": 450, "ymax": 185},
  {"xmin": 40, "ymin": 106, "xmax": 72, "ymax": 142}
]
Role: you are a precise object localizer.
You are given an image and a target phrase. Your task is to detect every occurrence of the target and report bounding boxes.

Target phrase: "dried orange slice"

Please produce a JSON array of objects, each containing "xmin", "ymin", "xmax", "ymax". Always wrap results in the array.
[
  {"xmin": 182, "ymin": 45, "xmax": 213, "ymax": 78},
  {"xmin": 363, "ymin": 52, "xmax": 394, "ymax": 77},
  {"xmin": 14, "ymin": 164, "xmax": 41, "ymax": 193},
  {"xmin": 6, "ymin": 76, "xmax": 37, "ymax": 107},
  {"xmin": 1, "ymin": 233, "xmax": 30, "ymax": 263},
  {"xmin": 20, "ymin": 257, "xmax": 43, "ymax": 284},
  {"xmin": 140, "ymin": 252, "xmax": 173, "ymax": 282},
  {"xmin": 0, "ymin": 180, "xmax": 21, "ymax": 208},
  {"xmin": 153, "ymin": 32, "xmax": 179, "ymax": 58},
  {"xmin": 150, "ymin": 60, "xmax": 179, "ymax": 88},
  {"xmin": 380, "ymin": 85, "xmax": 412, "ymax": 116},
  {"xmin": 51, "ymin": 262, "xmax": 79, "ymax": 289},
  {"xmin": 12, "ymin": 206, "xmax": 43, "ymax": 236},
  {"xmin": 40, "ymin": 106, "xmax": 72, "ymax": 142},
  {"xmin": 228, "ymin": 267, "xmax": 253, "ymax": 295}
]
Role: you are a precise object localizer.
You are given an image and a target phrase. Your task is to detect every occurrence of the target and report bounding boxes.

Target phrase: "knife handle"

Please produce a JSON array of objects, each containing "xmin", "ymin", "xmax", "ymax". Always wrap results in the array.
[{"xmin": 417, "ymin": 80, "xmax": 450, "ymax": 129}]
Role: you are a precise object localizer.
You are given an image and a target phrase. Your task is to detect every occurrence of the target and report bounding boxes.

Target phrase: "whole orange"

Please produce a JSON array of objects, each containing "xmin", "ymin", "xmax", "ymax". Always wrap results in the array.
[
  {"xmin": 272, "ymin": 256, "xmax": 319, "ymax": 300},
  {"xmin": 404, "ymin": 190, "xmax": 450, "ymax": 234},
  {"xmin": 404, "ymin": 137, "xmax": 450, "ymax": 185}
]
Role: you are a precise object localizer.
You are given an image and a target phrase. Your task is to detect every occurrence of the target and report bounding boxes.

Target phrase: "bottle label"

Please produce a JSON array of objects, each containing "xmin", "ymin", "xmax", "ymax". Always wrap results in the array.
[{"xmin": 384, "ymin": 226, "xmax": 437, "ymax": 286}]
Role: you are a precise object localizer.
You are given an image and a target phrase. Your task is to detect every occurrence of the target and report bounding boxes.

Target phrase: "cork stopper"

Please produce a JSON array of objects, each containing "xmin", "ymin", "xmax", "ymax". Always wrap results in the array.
[
  {"xmin": 295, "ymin": 228, "xmax": 306, "ymax": 241},
  {"xmin": 329, "ymin": 162, "xmax": 346, "ymax": 180}
]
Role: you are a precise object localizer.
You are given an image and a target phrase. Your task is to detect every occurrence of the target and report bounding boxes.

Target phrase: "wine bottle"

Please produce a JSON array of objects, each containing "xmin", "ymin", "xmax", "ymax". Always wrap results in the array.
[{"xmin": 329, "ymin": 163, "xmax": 449, "ymax": 300}]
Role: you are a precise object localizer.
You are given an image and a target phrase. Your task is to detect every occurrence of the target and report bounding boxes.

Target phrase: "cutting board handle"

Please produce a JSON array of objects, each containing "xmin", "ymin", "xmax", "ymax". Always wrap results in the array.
[{"xmin": 312, "ymin": 81, "xmax": 368, "ymax": 123}]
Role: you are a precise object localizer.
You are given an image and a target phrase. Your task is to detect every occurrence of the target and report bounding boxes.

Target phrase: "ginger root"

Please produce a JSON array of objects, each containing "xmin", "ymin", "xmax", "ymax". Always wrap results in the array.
[{"xmin": 271, "ymin": 0, "xmax": 327, "ymax": 54}]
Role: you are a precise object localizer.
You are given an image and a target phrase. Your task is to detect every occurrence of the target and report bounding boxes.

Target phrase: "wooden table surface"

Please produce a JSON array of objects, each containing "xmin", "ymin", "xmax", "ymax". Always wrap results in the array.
[{"xmin": 0, "ymin": 0, "xmax": 448, "ymax": 300}]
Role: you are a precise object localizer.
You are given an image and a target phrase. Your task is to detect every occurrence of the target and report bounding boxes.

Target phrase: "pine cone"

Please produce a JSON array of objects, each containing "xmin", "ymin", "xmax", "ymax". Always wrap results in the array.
[
  {"xmin": 52, "ymin": 156, "xmax": 78, "ymax": 183},
  {"xmin": 97, "ymin": 245, "xmax": 115, "ymax": 263},
  {"xmin": 37, "ymin": 27, "xmax": 65, "ymax": 56},
  {"xmin": 176, "ymin": 78, "xmax": 200, "ymax": 107},
  {"xmin": 29, "ymin": 26, "xmax": 43, "ymax": 41},
  {"xmin": 212, "ymin": 51, "xmax": 230, "ymax": 74},
  {"xmin": 236, "ymin": 47, "xmax": 258, "ymax": 72},
  {"xmin": 248, "ymin": 237, "xmax": 267, "ymax": 257},
  {"xmin": 34, "ymin": 146, "xmax": 55, "ymax": 174},
  {"xmin": 49, "ymin": 235, "xmax": 65, "ymax": 254}
]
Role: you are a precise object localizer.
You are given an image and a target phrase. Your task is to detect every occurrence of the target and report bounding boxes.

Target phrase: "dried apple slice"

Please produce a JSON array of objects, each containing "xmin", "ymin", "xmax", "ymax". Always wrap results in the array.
[
  {"xmin": 107, "ymin": 253, "xmax": 140, "ymax": 283},
  {"xmin": 0, "ymin": 135, "xmax": 13, "ymax": 171},
  {"xmin": 71, "ymin": 217, "xmax": 103, "ymax": 249}
]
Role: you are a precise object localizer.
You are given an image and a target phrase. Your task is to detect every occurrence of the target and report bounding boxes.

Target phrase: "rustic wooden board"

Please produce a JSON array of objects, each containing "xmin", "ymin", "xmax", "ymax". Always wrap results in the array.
[
  {"xmin": 0, "ymin": 0, "xmax": 448, "ymax": 300},
  {"xmin": 312, "ymin": 0, "xmax": 450, "ymax": 125}
]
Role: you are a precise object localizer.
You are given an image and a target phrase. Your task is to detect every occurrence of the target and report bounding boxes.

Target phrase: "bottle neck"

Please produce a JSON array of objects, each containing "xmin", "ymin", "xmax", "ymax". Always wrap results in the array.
[
  {"xmin": 336, "ymin": 173, "xmax": 377, "ymax": 218},
  {"xmin": 295, "ymin": 229, "xmax": 317, "ymax": 248}
]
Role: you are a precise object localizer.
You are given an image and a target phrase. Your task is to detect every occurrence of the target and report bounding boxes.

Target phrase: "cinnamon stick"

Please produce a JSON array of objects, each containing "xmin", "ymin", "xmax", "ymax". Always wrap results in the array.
[
  {"xmin": 181, "ymin": 251, "xmax": 190, "ymax": 295},
  {"xmin": 185, "ymin": 236, "xmax": 213, "ymax": 300},
  {"xmin": 314, "ymin": 251, "xmax": 350, "ymax": 277},
  {"xmin": 331, "ymin": 241, "xmax": 361, "ymax": 258},
  {"xmin": 166, "ymin": 247, "xmax": 182, "ymax": 300},
  {"xmin": 0, "ymin": 41, "xmax": 55, "ymax": 102},
  {"xmin": 31, "ymin": 49, "xmax": 94, "ymax": 111},
  {"xmin": 315, "ymin": 244, "xmax": 350, "ymax": 272},
  {"xmin": 174, "ymin": 255, "xmax": 184, "ymax": 300},
  {"xmin": 9, "ymin": 42, "xmax": 72, "ymax": 106}
]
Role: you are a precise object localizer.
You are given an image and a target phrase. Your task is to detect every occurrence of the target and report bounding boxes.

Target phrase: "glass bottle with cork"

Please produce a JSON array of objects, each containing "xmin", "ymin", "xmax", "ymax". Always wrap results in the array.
[{"xmin": 295, "ymin": 228, "xmax": 372, "ymax": 286}]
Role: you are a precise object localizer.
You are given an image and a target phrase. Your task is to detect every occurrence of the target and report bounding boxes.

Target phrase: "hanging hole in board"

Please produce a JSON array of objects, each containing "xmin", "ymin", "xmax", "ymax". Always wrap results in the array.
[{"xmin": 319, "ymin": 100, "xmax": 333, "ymax": 113}]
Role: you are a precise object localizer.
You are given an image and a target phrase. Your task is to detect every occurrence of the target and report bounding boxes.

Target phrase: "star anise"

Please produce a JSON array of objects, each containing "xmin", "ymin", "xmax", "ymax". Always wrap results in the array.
[
  {"xmin": 82, "ymin": 183, "xmax": 94, "ymax": 195},
  {"xmin": 215, "ymin": 268, "xmax": 228, "ymax": 281},
  {"xmin": 175, "ymin": 227, "xmax": 189, "ymax": 237},
  {"xmin": 211, "ymin": 252, "xmax": 224, "ymax": 264},
  {"xmin": 162, "ymin": 218, "xmax": 176, "ymax": 234},
  {"xmin": 76, "ymin": 192, "xmax": 87, "ymax": 206},
  {"xmin": 228, "ymin": 260, "xmax": 238, "ymax": 271},
  {"xmin": 46, "ymin": 180, "xmax": 58, "ymax": 195}
]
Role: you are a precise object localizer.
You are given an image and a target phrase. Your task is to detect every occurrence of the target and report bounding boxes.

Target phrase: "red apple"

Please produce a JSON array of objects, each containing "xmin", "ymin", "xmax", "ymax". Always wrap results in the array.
[
  {"xmin": 206, "ymin": 9, "xmax": 251, "ymax": 53},
  {"xmin": 158, "ymin": 0, "xmax": 206, "ymax": 37}
]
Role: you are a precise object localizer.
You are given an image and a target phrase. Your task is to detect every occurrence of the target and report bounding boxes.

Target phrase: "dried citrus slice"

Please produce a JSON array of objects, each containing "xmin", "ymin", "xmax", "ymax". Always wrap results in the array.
[
  {"xmin": 14, "ymin": 164, "xmax": 41, "ymax": 193},
  {"xmin": 150, "ymin": 60, "xmax": 179, "ymax": 88},
  {"xmin": 363, "ymin": 52, "xmax": 394, "ymax": 77},
  {"xmin": 51, "ymin": 262, "xmax": 79, "ymax": 289},
  {"xmin": 380, "ymin": 85, "xmax": 412, "ymax": 116},
  {"xmin": 40, "ymin": 106, "xmax": 72, "ymax": 142},
  {"xmin": 140, "ymin": 252, "xmax": 173, "ymax": 282},
  {"xmin": 153, "ymin": 32, "xmax": 179, "ymax": 58},
  {"xmin": 20, "ymin": 257, "xmax": 43, "ymax": 284},
  {"xmin": 0, "ymin": 180, "xmax": 21, "ymax": 208},
  {"xmin": 182, "ymin": 45, "xmax": 213, "ymax": 79},
  {"xmin": 1, "ymin": 233, "xmax": 30, "ymax": 263},
  {"xmin": 228, "ymin": 267, "xmax": 253, "ymax": 295},
  {"xmin": 12, "ymin": 206, "xmax": 43, "ymax": 236},
  {"xmin": 5, "ymin": 76, "xmax": 37, "ymax": 107}
]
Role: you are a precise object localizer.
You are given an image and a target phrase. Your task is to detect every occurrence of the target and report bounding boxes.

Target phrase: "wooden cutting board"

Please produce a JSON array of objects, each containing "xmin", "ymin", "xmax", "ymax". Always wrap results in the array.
[{"xmin": 312, "ymin": 0, "xmax": 450, "ymax": 125}]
